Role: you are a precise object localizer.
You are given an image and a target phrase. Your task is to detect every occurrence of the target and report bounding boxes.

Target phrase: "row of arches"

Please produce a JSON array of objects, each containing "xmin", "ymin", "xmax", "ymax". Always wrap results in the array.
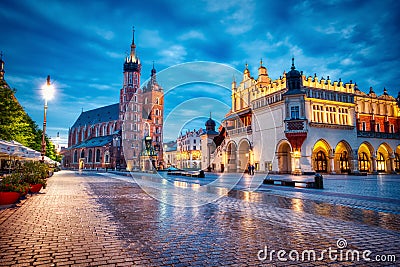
[
  {"xmin": 72, "ymin": 149, "xmax": 110, "ymax": 165},
  {"xmin": 278, "ymin": 139, "xmax": 400, "ymax": 174}
]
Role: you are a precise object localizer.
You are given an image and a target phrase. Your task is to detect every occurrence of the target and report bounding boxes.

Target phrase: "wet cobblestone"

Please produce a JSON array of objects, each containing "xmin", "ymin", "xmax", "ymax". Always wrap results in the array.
[{"xmin": 0, "ymin": 170, "xmax": 399, "ymax": 266}]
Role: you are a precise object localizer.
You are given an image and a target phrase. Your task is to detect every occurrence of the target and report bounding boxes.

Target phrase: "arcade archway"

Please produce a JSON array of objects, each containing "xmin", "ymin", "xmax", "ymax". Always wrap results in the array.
[
  {"xmin": 276, "ymin": 140, "xmax": 292, "ymax": 174},
  {"xmin": 334, "ymin": 140, "xmax": 352, "ymax": 173},
  {"xmin": 358, "ymin": 142, "xmax": 373, "ymax": 172},
  {"xmin": 238, "ymin": 139, "xmax": 251, "ymax": 172},
  {"xmin": 312, "ymin": 139, "xmax": 331, "ymax": 173}
]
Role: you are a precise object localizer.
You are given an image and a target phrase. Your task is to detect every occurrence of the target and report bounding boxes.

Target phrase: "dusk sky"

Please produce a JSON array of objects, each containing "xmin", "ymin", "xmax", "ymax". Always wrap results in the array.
[{"xmin": 1, "ymin": 0, "xmax": 400, "ymax": 145}]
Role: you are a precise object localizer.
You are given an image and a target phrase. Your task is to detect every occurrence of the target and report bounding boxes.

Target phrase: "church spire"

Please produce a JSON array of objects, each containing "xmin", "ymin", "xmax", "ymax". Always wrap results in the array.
[
  {"xmin": 151, "ymin": 61, "xmax": 156, "ymax": 77},
  {"xmin": 130, "ymin": 26, "xmax": 136, "ymax": 58}
]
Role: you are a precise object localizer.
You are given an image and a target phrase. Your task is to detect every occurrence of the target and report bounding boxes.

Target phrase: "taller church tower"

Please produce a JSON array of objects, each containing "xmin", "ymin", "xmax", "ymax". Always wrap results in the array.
[{"xmin": 120, "ymin": 28, "xmax": 143, "ymax": 170}]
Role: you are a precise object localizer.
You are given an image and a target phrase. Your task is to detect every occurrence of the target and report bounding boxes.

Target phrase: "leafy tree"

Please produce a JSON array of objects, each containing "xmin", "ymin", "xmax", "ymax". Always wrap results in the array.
[{"xmin": 0, "ymin": 79, "xmax": 59, "ymax": 162}]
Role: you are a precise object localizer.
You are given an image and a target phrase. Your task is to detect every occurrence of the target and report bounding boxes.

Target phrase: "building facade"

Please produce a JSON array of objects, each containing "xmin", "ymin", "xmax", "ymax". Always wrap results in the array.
[
  {"xmin": 65, "ymin": 29, "xmax": 164, "ymax": 170},
  {"xmin": 209, "ymin": 59, "xmax": 400, "ymax": 174},
  {"xmin": 176, "ymin": 129, "xmax": 204, "ymax": 169}
]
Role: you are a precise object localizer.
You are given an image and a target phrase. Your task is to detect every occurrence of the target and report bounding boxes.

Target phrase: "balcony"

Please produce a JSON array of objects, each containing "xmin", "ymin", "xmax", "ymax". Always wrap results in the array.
[
  {"xmin": 284, "ymin": 119, "xmax": 308, "ymax": 133},
  {"xmin": 357, "ymin": 131, "xmax": 400, "ymax": 139},
  {"xmin": 227, "ymin": 125, "xmax": 252, "ymax": 137}
]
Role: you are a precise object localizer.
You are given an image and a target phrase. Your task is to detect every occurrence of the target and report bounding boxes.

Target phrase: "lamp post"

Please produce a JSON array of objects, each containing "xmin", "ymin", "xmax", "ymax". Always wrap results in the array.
[{"xmin": 41, "ymin": 75, "xmax": 54, "ymax": 162}]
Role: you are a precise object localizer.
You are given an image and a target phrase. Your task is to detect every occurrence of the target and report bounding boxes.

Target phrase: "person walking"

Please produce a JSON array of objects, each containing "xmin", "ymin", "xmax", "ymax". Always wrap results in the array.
[{"xmin": 251, "ymin": 164, "xmax": 255, "ymax": 175}]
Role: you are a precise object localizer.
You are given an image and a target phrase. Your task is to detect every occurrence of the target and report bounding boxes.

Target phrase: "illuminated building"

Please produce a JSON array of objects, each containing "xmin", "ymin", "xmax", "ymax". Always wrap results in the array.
[
  {"xmin": 213, "ymin": 59, "xmax": 400, "ymax": 174},
  {"xmin": 177, "ymin": 129, "xmax": 204, "ymax": 169},
  {"xmin": 65, "ymin": 28, "xmax": 164, "ymax": 170}
]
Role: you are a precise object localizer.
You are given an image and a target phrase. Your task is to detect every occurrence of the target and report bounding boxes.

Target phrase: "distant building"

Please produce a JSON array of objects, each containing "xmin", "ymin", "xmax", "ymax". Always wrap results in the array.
[
  {"xmin": 64, "ymin": 28, "xmax": 164, "ymax": 170},
  {"xmin": 206, "ymin": 59, "xmax": 400, "ymax": 174},
  {"xmin": 176, "ymin": 129, "xmax": 204, "ymax": 169},
  {"xmin": 163, "ymin": 141, "xmax": 177, "ymax": 168}
]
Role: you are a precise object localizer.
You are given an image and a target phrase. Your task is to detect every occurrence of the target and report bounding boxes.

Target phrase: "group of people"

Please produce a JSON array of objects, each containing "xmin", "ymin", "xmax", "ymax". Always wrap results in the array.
[{"xmin": 247, "ymin": 163, "xmax": 255, "ymax": 175}]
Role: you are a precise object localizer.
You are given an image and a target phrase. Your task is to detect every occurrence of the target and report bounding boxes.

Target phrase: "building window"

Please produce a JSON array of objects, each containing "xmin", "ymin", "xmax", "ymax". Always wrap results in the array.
[
  {"xmin": 290, "ymin": 106, "xmax": 299, "ymax": 119},
  {"xmin": 193, "ymin": 139, "xmax": 196, "ymax": 144},
  {"xmin": 377, "ymin": 152, "xmax": 385, "ymax": 172},
  {"xmin": 362, "ymin": 121, "xmax": 366, "ymax": 131},
  {"xmin": 95, "ymin": 149, "xmax": 101, "ymax": 163},
  {"xmin": 80, "ymin": 150, "xmax": 85, "ymax": 159},
  {"xmin": 156, "ymin": 97, "xmax": 159, "ymax": 105},
  {"xmin": 193, "ymin": 146, "xmax": 196, "ymax": 150},
  {"xmin": 73, "ymin": 150, "xmax": 78, "ymax": 163},
  {"xmin": 376, "ymin": 124, "xmax": 380, "ymax": 132},
  {"xmin": 105, "ymin": 152, "xmax": 110, "ymax": 163},
  {"xmin": 88, "ymin": 149, "xmax": 92, "ymax": 162},
  {"xmin": 314, "ymin": 151, "xmax": 327, "ymax": 173},
  {"xmin": 390, "ymin": 124, "xmax": 395, "ymax": 133},
  {"xmin": 359, "ymin": 152, "xmax": 369, "ymax": 172}
]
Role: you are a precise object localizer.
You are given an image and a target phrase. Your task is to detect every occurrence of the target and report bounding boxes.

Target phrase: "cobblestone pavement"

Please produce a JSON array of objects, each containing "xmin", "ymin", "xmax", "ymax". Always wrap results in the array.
[{"xmin": 1, "ymin": 170, "xmax": 399, "ymax": 266}]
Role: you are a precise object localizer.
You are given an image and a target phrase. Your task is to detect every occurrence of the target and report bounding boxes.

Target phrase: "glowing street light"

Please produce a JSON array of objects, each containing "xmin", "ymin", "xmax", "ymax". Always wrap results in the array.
[{"xmin": 41, "ymin": 75, "xmax": 54, "ymax": 162}]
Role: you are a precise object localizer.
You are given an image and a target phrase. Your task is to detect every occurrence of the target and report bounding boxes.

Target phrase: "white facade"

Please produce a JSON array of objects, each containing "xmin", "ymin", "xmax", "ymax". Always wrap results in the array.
[{"xmin": 210, "ymin": 59, "xmax": 400, "ymax": 174}]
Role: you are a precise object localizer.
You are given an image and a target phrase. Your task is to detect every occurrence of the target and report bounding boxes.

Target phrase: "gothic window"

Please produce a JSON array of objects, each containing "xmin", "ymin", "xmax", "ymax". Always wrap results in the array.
[
  {"xmin": 314, "ymin": 151, "xmax": 327, "ymax": 173},
  {"xmin": 80, "ymin": 150, "xmax": 85, "ymax": 159},
  {"xmin": 339, "ymin": 151, "xmax": 349, "ymax": 172},
  {"xmin": 88, "ymin": 149, "xmax": 92, "ymax": 162},
  {"xmin": 290, "ymin": 106, "xmax": 299, "ymax": 119},
  {"xmin": 73, "ymin": 150, "xmax": 78, "ymax": 163},
  {"xmin": 129, "ymin": 73, "xmax": 132, "ymax": 85},
  {"xmin": 95, "ymin": 149, "xmax": 101, "ymax": 163},
  {"xmin": 390, "ymin": 124, "xmax": 395, "ymax": 133},
  {"xmin": 156, "ymin": 97, "xmax": 159, "ymax": 105},
  {"xmin": 362, "ymin": 122, "xmax": 366, "ymax": 131},
  {"xmin": 376, "ymin": 124, "xmax": 380, "ymax": 132},
  {"xmin": 377, "ymin": 152, "xmax": 385, "ymax": 172},
  {"xmin": 134, "ymin": 95, "xmax": 137, "ymax": 103},
  {"xmin": 359, "ymin": 152, "xmax": 369, "ymax": 172}
]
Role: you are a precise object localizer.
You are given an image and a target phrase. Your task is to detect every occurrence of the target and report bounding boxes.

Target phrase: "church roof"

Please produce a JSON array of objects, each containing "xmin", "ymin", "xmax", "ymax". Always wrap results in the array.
[
  {"xmin": 70, "ymin": 135, "xmax": 114, "ymax": 149},
  {"xmin": 71, "ymin": 103, "xmax": 119, "ymax": 129}
]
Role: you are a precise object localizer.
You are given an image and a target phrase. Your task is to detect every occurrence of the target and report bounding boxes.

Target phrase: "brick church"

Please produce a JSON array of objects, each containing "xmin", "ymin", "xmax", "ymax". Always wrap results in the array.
[{"xmin": 63, "ymin": 28, "xmax": 164, "ymax": 171}]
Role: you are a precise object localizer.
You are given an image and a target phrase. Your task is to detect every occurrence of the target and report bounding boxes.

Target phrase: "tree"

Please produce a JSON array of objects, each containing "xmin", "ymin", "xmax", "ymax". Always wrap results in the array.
[{"xmin": 0, "ymin": 79, "xmax": 59, "ymax": 161}]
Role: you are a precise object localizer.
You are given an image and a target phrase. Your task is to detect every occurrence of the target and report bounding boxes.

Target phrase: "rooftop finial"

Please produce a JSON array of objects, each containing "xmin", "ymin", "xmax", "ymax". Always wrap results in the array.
[
  {"xmin": 46, "ymin": 75, "xmax": 51, "ymax": 86},
  {"xmin": 0, "ymin": 51, "xmax": 3, "ymax": 61},
  {"xmin": 260, "ymin": 58, "xmax": 263, "ymax": 66},
  {"xmin": 132, "ymin": 26, "xmax": 135, "ymax": 45},
  {"xmin": 291, "ymin": 56, "xmax": 295, "ymax": 70}
]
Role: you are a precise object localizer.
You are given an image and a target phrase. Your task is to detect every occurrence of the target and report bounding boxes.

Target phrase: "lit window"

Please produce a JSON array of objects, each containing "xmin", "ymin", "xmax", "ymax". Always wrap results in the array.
[{"xmin": 290, "ymin": 106, "xmax": 300, "ymax": 119}]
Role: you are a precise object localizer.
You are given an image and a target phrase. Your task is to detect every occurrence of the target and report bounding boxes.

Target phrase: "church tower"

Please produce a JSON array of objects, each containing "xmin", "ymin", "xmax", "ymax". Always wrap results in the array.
[
  {"xmin": 120, "ymin": 27, "xmax": 143, "ymax": 170},
  {"xmin": 142, "ymin": 62, "xmax": 164, "ymax": 167}
]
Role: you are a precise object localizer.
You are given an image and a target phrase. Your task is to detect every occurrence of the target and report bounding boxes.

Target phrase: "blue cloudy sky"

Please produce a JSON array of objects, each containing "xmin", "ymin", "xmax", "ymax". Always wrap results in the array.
[{"xmin": 1, "ymin": 0, "xmax": 400, "ymax": 144}]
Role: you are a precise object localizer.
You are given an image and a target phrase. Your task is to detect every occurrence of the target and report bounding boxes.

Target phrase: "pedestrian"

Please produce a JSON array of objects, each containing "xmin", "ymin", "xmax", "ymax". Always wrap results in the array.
[
  {"xmin": 251, "ymin": 164, "xmax": 255, "ymax": 175},
  {"xmin": 247, "ymin": 163, "xmax": 251, "ymax": 174}
]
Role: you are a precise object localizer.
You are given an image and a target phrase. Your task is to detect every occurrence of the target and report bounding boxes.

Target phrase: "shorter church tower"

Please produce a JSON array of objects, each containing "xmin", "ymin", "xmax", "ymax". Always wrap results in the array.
[{"xmin": 142, "ymin": 63, "xmax": 164, "ymax": 167}]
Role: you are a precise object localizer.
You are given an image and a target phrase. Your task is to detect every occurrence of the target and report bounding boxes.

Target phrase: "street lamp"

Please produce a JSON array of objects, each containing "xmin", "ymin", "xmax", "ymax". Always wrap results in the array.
[{"xmin": 41, "ymin": 75, "xmax": 54, "ymax": 162}]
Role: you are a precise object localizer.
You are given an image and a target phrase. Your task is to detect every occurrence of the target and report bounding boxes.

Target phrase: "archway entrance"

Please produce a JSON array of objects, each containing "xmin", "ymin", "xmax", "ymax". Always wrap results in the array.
[
  {"xmin": 377, "ymin": 143, "xmax": 393, "ymax": 173},
  {"xmin": 226, "ymin": 142, "xmax": 237, "ymax": 172},
  {"xmin": 395, "ymin": 146, "xmax": 400, "ymax": 172},
  {"xmin": 312, "ymin": 139, "xmax": 331, "ymax": 173},
  {"xmin": 238, "ymin": 140, "xmax": 251, "ymax": 173},
  {"xmin": 334, "ymin": 141, "xmax": 352, "ymax": 173},
  {"xmin": 277, "ymin": 141, "xmax": 292, "ymax": 174},
  {"xmin": 358, "ymin": 142, "xmax": 373, "ymax": 172}
]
